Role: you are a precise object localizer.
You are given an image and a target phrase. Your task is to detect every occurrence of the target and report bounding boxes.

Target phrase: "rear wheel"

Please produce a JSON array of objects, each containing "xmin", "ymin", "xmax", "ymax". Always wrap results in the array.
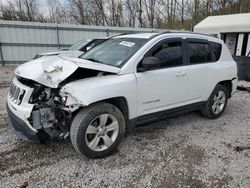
[
  {"xmin": 202, "ymin": 84, "xmax": 228, "ymax": 119},
  {"xmin": 70, "ymin": 102, "xmax": 125, "ymax": 158}
]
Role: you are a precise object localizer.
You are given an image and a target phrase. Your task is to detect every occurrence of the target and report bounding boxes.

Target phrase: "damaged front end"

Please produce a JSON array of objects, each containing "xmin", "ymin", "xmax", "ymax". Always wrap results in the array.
[
  {"xmin": 7, "ymin": 56, "xmax": 120, "ymax": 142},
  {"xmin": 28, "ymin": 83, "xmax": 72, "ymax": 141},
  {"xmin": 6, "ymin": 76, "xmax": 74, "ymax": 142}
]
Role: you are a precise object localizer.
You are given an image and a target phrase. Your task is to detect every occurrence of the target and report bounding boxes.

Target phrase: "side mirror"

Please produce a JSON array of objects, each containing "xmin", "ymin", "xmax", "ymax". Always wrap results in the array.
[{"xmin": 139, "ymin": 57, "xmax": 161, "ymax": 72}]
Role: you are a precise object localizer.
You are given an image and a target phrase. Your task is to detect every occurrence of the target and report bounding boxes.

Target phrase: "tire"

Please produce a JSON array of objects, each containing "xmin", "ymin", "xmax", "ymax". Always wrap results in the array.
[
  {"xmin": 202, "ymin": 84, "xmax": 229, "ymax": 119},
  {"xmin": 70, "ymin": 102, "xmax": 125, "ymax": 158}
]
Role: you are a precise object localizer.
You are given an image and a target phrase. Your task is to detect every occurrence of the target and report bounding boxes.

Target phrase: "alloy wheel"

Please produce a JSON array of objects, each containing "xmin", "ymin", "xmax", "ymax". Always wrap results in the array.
[
  {"xmin": 212, "ymin": 90, "xmax": 226, "ymax": 114},
  {"xmin": 85, "ymin": 114, "xmax": 119, "ymax": 151}
]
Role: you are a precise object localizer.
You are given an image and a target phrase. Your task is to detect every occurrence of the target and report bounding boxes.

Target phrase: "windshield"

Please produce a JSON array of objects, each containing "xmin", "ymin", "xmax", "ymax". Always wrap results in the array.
[
  {"xmin": 80, "ymin": 38, "xmax": 148, "ymax": 67},
  {"xmin": 69, "ymin": 39, "xmax": 91, "ymax": 50}
]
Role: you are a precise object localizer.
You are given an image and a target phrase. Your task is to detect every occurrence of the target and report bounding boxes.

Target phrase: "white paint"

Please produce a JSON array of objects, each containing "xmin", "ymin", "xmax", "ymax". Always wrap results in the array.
[
  {"xmin": 194, "ymin": 13, "xmax": 250, "ymax": 34},
  {"xmin": 15, "ymin": 56, "xmax": 78, "ymax": 88},
  {"xmin": 6, "ymin": 77, "xmax": 37, "ymax": 133},
  {"xmin": 136, "ymin": 67, "xmax": 187, "ymax": 115},
  {"xmin": 236, "ymin": 34, "xmax": 244, "ymax": 56},
  {"xmin": 15, "ymin": 55, "xmax": 120, "ymax": 88},
  {"xmin": 246, "ymin": 34, "xmax": 250, "ymax": 56}
]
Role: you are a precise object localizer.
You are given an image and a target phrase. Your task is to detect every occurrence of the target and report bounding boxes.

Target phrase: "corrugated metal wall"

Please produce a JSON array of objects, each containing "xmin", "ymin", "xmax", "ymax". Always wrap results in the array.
[{"xmin": 0, "ymin": 20, "xmax": 158, "ymax": 65}]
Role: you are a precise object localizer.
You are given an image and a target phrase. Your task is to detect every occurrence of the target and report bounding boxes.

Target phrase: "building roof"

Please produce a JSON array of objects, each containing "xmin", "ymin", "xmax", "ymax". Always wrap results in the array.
[{"xmin": 194, "ymin": 13, "xmax": 250, "ymax": 34}]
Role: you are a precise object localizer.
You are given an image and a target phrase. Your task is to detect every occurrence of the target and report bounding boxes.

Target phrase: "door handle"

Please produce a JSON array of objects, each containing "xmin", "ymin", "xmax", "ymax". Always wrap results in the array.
[{"xmin": 176, "ymin": 71, "xmax": 186, "ymax": 77}]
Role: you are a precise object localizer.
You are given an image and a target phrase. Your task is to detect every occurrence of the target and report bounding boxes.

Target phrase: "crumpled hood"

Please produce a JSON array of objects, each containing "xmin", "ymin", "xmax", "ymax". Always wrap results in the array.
[
  {"xmin": 39, "ymin": 50, "xmax": 83, "ymax": 58},
  {"xmin": 15, "ymin": 56, "xmax": 120, "ymax": 88}
]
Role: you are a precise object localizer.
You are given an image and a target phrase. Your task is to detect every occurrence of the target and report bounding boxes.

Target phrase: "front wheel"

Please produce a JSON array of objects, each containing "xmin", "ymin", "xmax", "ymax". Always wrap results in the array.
[
  {"xmin": 202, "ymin": 84, "xmax": 229, "ymax": 119},
  {"xmin": 70, "ymin": 102, "xmax": 125, "ymax": 158}
]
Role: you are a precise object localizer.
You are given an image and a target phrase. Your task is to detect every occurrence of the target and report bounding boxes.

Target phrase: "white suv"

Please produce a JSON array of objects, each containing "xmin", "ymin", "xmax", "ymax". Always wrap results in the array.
[{"xmin": 7, "ymin": 32, "xmax": 237, "ymax": 158}]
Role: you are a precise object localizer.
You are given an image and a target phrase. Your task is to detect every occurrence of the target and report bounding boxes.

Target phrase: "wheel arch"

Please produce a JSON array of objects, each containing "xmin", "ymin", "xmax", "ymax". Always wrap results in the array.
[
  {"xmin": 101, "ymin": 97, "xmax": 129, "ymax": 123},
  {"xmin": 217, "ymin": 80, "xmax": 233, "ymax": 98},
  {"xmin": 72, "ymin": 96, "xmax": 130, "ymax": 124}
]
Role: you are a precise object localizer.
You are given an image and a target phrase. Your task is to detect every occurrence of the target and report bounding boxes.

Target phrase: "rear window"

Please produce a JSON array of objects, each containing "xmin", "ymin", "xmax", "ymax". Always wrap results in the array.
[
  {"xmin": 210, "ymin": 42, "xmax": 222, "ymax": 61},
  {"xmin": 187, "ymin": 41, "xmax": 222, "ymax": 64}
]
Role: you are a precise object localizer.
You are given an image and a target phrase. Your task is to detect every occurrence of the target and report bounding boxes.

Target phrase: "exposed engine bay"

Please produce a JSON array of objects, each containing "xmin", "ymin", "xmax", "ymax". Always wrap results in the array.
[
  {"xmin": 30, "ymin": 87, "xmax": 71, "ymax": 140},
  {"xmin": 16, "ymin": 67, "xmax": 113, "ymax": 141}
]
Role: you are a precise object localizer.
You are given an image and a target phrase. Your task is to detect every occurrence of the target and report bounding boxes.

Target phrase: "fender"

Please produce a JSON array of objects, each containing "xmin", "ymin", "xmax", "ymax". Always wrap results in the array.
[{"xmin": 60, "ymin": 74, "xmax": 138, "ymax": 119}]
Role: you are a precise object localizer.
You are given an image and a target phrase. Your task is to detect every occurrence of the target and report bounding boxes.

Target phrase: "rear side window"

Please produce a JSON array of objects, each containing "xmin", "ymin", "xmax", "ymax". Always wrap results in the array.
[
  {"xmin": 187, "ymin": 41, "xmax": 222, "ymax": 64},
  {"xmin": 210, "ymin": 42, "xmax": 222, "ymax": 61},
  {"xmin": 188, "ymin": 42, "xmax": 211, "ymax": 64}
]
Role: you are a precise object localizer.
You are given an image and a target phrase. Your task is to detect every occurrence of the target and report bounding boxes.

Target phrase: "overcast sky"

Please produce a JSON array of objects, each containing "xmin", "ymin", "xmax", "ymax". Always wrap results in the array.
[
  {"xmin": 0, "ymin": 0, "xmax": 69, "ymax": 17},
  {"xmin": 0, "ymin": 0, "xmax": 67, "ymax": 10},
  {"xmin": 0, "ymin": 0, "xmax": 48, "ymax": 8}
]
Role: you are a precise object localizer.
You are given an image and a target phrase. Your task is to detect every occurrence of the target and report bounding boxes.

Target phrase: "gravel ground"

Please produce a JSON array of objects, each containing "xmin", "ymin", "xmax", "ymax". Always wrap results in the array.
[{"xmin": 0, "ymin": 65, "xmax": 250, "ymax": 188}]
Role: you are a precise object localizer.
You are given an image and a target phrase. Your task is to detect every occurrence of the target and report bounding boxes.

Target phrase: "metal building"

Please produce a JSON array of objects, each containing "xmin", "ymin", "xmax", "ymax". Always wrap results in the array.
[{"xmin": 0, "ymin": 20, "xmax": 158, "ymax": 65}]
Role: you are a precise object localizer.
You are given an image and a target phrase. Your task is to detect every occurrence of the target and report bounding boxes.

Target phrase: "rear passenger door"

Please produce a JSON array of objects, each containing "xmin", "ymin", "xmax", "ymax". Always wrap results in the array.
[{"xmin": 185, "ymin": 38, "xmax": 222, "ymax": 102}]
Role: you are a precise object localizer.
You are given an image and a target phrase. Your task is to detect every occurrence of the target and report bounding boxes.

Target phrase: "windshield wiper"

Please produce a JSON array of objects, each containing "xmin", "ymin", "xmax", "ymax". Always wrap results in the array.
[{"xmin": 85, "ymin": 58, "xmax": 104, "ymax": 64}]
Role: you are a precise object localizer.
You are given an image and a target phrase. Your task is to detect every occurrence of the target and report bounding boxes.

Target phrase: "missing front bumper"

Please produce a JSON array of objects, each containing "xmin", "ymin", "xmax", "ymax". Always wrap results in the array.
[{"xmin": 6, "ymin": 104, "xmax": 40, "ymax": 143}]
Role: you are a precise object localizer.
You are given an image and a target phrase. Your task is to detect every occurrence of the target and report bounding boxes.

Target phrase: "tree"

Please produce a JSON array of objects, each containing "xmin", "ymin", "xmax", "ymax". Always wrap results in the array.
[
  {"xmin": 124, "ymin": 0, "xmax": 137, "ymax": 27},
  {"xmin": 89, "ymin": 0, "xmax": 108, "ymax": 25},
  {"xmin": 0, "ymin": 0, "xmax": 41, "ymax": 21},
  {"xmin": 0, "ymin": 0, "xmax": 250, "ymax": 29},
  {"xmin": 142, "ymin": 0, "xmax": 157, "ymax": 28},
  {"xmin": 67, "ymin": 0, "xmax": 88, "ymax": 25}
]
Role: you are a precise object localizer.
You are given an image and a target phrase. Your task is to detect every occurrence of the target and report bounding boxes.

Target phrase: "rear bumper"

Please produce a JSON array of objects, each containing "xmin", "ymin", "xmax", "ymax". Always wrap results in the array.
[{"xmin": 6, "ymin": 103, "xmax": 39, "ymax": 143}]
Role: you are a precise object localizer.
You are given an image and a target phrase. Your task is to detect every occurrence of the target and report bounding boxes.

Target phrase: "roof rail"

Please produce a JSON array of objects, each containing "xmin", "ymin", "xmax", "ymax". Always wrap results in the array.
[
  {"xmin": 151, "ymin": 30, "xmax": 218, "ymax": 39},
  {"xmin": 148, "ymin": 30, "xmax": 174, "ymax": 39},
  {"xmin": 159, "ymin": 30, "xmax": 179, "ymax": 34},
  {"xmin": 111, "ymin": 30, "xmax": 218, "ymax": 40},
  {"xmin": 112, "ymin": 30, "xmax": 159, "ymax": 38},
  {"xmin": 112, "ymin": 32, "xmax": 133, "ymax": 37}
]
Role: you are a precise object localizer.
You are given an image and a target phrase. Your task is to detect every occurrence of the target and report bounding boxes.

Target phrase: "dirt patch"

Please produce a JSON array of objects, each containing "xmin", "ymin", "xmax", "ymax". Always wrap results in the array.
[
  {"xmin": 0, "ymin": 81, "xmax": 10, "ymax": 88},
  {"xmin": 182, "ymin": 145, "xmax": 205, "ymax": 165},
  {"xmin": 0, "ymin": 123, "xmax": 6, "ymax": 129},
  {"xmin": 149, "ymin": 145, "xmax": 206, "ymax": 188},
  {"xmin": 209, "ymin": 175, "xmax": 234, "ymax": 188}
]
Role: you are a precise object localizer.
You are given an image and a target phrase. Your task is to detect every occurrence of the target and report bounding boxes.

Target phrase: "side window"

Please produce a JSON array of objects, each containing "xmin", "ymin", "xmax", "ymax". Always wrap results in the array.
[
  {"xmin": 210, "ymin": 42, "xmax": 222, "ymax": 62},
  {"xmin": 85, "ymin": 43, "xmax": 95, "ymax": 50},
  {"xmin": 151, "ymin": 41, "xmax": 183, "ymax": 68},
  {"xmin": 91, "ymin": 40, "xmax": 105, "ymax": 48},
  {"xmin": 82, "ymin": 40, "xmax": 104, "ymax": 52},
  {"xmin": 188, "ymin": 42, "xmax": 211, "ymax": 64}
]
